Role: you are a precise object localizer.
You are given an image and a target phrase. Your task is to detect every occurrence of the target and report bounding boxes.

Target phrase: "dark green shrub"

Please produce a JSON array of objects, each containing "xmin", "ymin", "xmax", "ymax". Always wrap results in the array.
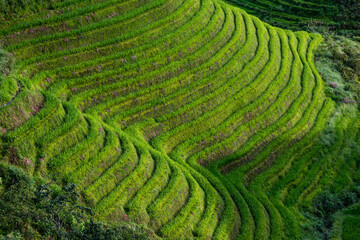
[
  {"xmin": 0, "ymin": 162, "xmax": 39, "ymax": 239},
  {"xmin": 312, "ymin": 190, "xmax": 343, "ymax": 221},
  {"xmin": 340, "ymin": 191, "xmax": 358, "ymax": 206},
  {"xmin": 300, "ymin": 211, "xmax": 327, "ymax": 240}
]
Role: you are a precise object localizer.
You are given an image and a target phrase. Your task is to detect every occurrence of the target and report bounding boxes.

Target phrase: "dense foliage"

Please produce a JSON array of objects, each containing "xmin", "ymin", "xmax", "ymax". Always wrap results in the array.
[
  {"xmin": 301, "ymin": 184, "xmax": 360, "ymax": 239},
  {"xmin": 314, "ymin": 35, "xmax": 360, "ymax": 105}
]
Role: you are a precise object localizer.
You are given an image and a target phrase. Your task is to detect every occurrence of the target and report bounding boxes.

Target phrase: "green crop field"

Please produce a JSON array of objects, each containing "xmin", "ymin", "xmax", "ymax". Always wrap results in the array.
[
  {"xmin": 0, "ymin": 0, "xmax": 359, "ymax": 239},
  {"xmin": 225, "ymin": 0, "xmax": 360, "ymax": 36}
]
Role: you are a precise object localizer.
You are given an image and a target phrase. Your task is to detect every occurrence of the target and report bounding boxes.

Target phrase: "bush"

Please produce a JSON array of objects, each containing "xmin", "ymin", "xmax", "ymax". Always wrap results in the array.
[
  {"xmin": 340, "ymin": 191, "xmax": 358, "ymax": 206},
  {"xmin": 302, "ymin": 182, "xmax": 360, "ymax": 239},
  {"xmin": 0, "ymin": 162, "xmax": 39, "ymax": 239},
  {"xmin": 314, "ymin": 34, "xmax": 360, "ymax": 108},
  {"xmin": 313, "ymin": 190, "xmax": 344, "ymax": 219}
]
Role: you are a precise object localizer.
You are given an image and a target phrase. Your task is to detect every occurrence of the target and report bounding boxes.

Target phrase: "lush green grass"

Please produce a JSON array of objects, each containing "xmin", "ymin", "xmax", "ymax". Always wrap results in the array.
[{"xmin": 0, "ymin": 0, "xmax": 358, "ymax": 239}]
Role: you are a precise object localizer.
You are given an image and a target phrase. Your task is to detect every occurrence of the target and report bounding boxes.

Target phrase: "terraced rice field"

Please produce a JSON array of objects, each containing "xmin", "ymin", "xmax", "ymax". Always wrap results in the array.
[
  {"xmin": 225, "ymin": 0, "xmax": 360, "ymax": 35},
  {"xmin": 225, "ymin": 0, "xmax": 334, "ymax": 26},
  {"xmin": 0, "ymin": 0, "xmax": 359, "ymax": 239}
]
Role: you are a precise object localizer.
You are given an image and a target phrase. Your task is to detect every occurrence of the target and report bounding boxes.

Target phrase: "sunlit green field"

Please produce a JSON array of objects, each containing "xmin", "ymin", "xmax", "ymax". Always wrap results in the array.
[{"xmin": 0, "ymin": 0, "xmax": 359, "ymax": 239}]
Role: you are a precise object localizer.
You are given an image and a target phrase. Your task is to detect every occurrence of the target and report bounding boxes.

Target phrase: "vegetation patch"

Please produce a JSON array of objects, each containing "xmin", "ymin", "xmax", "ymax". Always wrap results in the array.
[{"xmin": 0, "ymin": 0, "xmax": 358, "ymax": 239}]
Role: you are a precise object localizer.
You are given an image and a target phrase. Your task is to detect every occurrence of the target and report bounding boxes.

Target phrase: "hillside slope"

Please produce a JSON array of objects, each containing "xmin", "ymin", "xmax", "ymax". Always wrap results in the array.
[
  {"xmin": 224, "ymin": 0, "xmax": 360, "ymax": 36},
  {"xmin": 0, "ymin": 0, "xmax": 359, "ymax": 239}
]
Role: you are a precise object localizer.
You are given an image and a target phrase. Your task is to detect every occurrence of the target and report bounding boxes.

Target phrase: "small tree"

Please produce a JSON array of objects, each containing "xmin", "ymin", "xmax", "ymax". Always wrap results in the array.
[{"xmin": 34, "ymin": 183, "xmax": 93, "ymax": 238}]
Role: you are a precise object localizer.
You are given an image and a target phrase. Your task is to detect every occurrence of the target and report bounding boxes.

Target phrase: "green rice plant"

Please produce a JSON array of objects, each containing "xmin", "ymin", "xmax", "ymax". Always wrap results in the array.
[
  {"xmin": 0, "ymin": 76, "xmax": 18, "ymax": 106},
  {"xmin": 225, "ymin": 0, "xmax": 327, "ymax": 31},
  {"xmin": 144, "ymin": 166, "xmax": 189, "ymax": 233},
  {"xmin": 172, "ymin": 137, "xmax": 240, "ymax": 238},
  {"xmin": 209, "ymin": 171, "xmax": 253, "ymax": 240},
  {"xmin": 176, "ymin": 38, "xmax": 294, "ymax": 171},
  {"xmin": 125, "ymin": 151, "xmax": 171, "ymax": 225},
  {"xmin": 31, "ymin": 0, "xmax": 208, "ymax": 96},
  {"xmin": 230, "ymin": 177, "xmax": 270, "ymax": 239},
  {"xmin": 208, "ymin": 32, "xmax": 317, "ymax": 173},
  {"xmin": 300, "ymin": 109, "xmax": 360, "ymax": 206},
  {"xmin": 226, "ymin": 99, "xmax": 332, "ymax": 239},
  {"xmin": 13, "ymin": 0, "xmax": 186, "ymax": 61},
  {"xmin": 267, "ymin": 101, "xmax": 334, "ymax": 239},
  {"xmin": 66, "ymin": 124, "xmax": 121, "ymax": 189},
  {"xmin": 69, "ymin": 3, "xmax": 233, "ymax": 117},
  {"xmin": 329, "ymin": 212, "xmax": 345, "ymax": 240},
  {"xmin": 150, "ymin": 9, "xmax": 259, "ymax": 151},
  {"xmin": 151, "ymin": 161, "xmax": 203, "ymax": 237},
  {"xmin": 23, "ymin": 0, "xmax": 205, "ymax": 79},
  {"xmin": 247, "ymin": 100, "xmax": 334, "ymax": 239},
  {"xmin": 0, "ymin": 0, "xmax": 64, "ymax": 20},
  {"xmin": 160, "ymin": 21, "xmax": 276, "ymax": 156},
  {"xmin": 18, "ymin": 0, "xmax": 201, "ymax": 72},
  {"xmin": 47, "ymin": 114, "xmax": 105, "ymax": 174},
  {"xmin": 187, "ymin": 31, "xmax": 328, "ymax": 238},
  {"xmin": 268, "ymin": 96, "xmax": 330, "ymax": 203},
  {"xmin": 0, "ymin": 0, "xmax": 144, "ymax": 36},
  {"xmin": 169, "ymin": 28, "xmax": 291, "ymax": 166},
  {"xmin": 0, "ymin": 88, "xmax": 44, "ymax": 130},
  {"xmin": 169, "ymin": 149, "xmax": 228, "ymax": 238},
  {"xmin": 5, "ymin": 0, "xmax": 169, "ymax": 52},
  {"xmin": 2, "ymin": 92, "xmax": 66, "ymax": 167},
  {"xmin": 4, "ymin": 92, "xmax": 64, "ymax": 142},
  {"xmin": 37, "ymin": 102, "xmax": 87, "ymax": 157},
  {"xmin": 71, "ymin": 34, "xmax": 240, "ymax": 122},
  {"xmin": 192, "ymin": 164, "xmax": 240, "ymax": 240},
  {"xmin": 91, "ymin": 143, "xmax": 154, "ymax": 211},
  {"xmin": 0, "ymin": 0, "xmax": 344, "ymax": 238},
  {"xmin": 225, "ymin": 0, "xmax": 358, "ymax": 35},
  {"xmin": 1, "ymin": 0, "xmax": 144, "ymax": 46},
  {"xmin": 146, "ymin": 163, "xmax": 185, "ymax": 217},
  {"xmin": 82, "ymin": 128, "xmax": 139, "ymax": 204},
  {"xmin": 101, "ymin": 19, "xmax": 243, "ymax": 126}
]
